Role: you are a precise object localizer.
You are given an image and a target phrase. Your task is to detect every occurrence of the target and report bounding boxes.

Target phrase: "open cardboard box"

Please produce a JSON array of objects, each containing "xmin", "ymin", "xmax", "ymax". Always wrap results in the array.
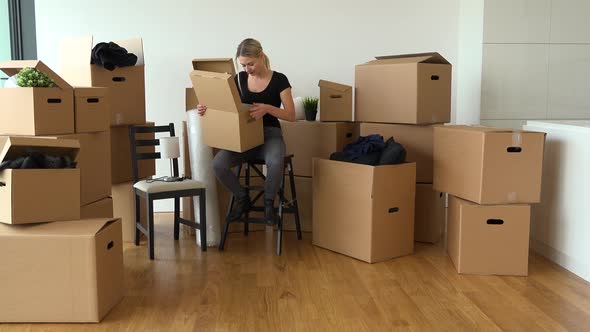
[
  {"xmin": 318, "ymin": 80, "xmax": 353, "ymax": 122},
  {"xmin": 58, "ymin": 36, "xmax": 145, "ymax": 126},
  {"xmin": 190, "ymin": 58, "xmax": 263, "ymax": 152},
  {"xmin": 0, "ymin": 136, "xmax": 80, "ymax": 225},
  {"xmin": 0, "ymin": 60, "xmax": 74, "ymax": 135}
]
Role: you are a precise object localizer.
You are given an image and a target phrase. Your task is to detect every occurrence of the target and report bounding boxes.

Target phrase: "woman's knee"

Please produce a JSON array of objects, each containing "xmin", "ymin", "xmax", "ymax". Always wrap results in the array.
[{"xmin": 212, "ymin": 153, "xmax": 230, "ymax": 174}]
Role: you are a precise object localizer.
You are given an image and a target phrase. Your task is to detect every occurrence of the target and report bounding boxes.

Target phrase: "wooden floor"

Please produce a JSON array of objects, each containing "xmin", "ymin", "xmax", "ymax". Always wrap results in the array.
[{"xmin": 3, "ymin": 213, "xmax": 590, "ymax": 331}]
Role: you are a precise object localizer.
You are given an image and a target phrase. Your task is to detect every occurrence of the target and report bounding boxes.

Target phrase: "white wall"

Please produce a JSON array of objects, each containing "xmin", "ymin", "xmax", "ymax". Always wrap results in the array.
[{"xmin": 35, "ymin": 0, "xmax": 483, "ymax": 211}]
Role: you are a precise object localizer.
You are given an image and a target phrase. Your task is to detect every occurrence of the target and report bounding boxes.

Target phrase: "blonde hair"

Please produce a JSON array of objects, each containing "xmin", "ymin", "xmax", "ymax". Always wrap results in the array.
[{"xmin": 236, "ymin": 38, "xmax": 271, "ymax": 70}]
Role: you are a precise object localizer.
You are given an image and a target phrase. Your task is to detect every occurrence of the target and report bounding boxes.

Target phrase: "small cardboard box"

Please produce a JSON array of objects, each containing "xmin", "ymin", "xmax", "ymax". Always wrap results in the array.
[
  {"xmin": 312, "ymin": 159, "xmax": 416, "ymax": 263},
  {"xmin": 110, "ymin": 123, "xmax": 156, "ymax": 184},
  {"xmin": 112, "ymin": 180, "xmax": 146, "ymax": 242},
  {"xmin": 318, "ymin": 80, "xmax": 352, "ymax": 122},
  {"xmin": 447, "ymin": 195, "xmax": 531, "ymax": 276},
  {"xmin": 190, "ymin": 58, "xmax": 263, "ymax": 152},
  {"xmin": 433, "ymin": 125, "xmax": 546, "ymax": 204},
  {"xmin": 0, "ymin": 218, "xmax": 124, "ymax": 322},
  {"xmin": 74, "ymin": 87, "xmax": 110, "ymax": 133},
  {"xmin": 282, "ymin": 176, "xmax": 312, "ymax": 232},
  {"xmin": 0, "ymin": 136, "xmax": 80, "ymax": 225},
  {"xmin": 414, "ymin": 184, "xmax": 445, "ymax": 243},
  {"xmin": 359, "ymin": 122, "xmax": 437, "ymax": 183},
  {"xmin": 281, "ymin": 120, "xmax": 357, "ymax": 177},
  {"xmin": 56, "ymin": 131, "xmax": 111, "ymax": 205},
  {"xmin": 81, "ymin": 197, "xmax": 114, "ymax": 219},
  {"xmin": 58, "ymin": 36, "xmax": 145, "ymax": 126},
  {"xmin": 0, "ymin": 60, "xmax": 74, "ymax": 135},
  {"xmin": 355, "ymin": 52, "xmax": 451, "ymax": 124}
]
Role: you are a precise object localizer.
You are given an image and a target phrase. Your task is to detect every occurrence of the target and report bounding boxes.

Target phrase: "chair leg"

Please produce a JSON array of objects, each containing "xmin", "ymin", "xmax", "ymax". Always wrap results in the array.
[
  {"xmin": 199, "ymin": 190, "xmax": 207, "ymax": 251},
  {"xmin": 288, "ymin": 159, "xmax": 303, "ymax": 240},
  {"xmin": 146, "ymin": 196, "xmax": 155, "ymax": 260},
  {"xmin": 134, "ymin": 192, "xmax": 141, "ymax": 246},
  {"xmin": 173, "ymin": 197, "xmax": 180, "ymax": 240}
]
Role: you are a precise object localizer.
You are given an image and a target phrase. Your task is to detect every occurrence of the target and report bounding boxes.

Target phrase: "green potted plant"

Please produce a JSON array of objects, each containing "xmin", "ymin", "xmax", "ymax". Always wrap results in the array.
[
  {"xmin": 16, "ymin": 67, "xmax": 56, "ymax": 87},
  {"xmin": 303, "ymin": 96, "xmax": 319, "ymax": 121}
]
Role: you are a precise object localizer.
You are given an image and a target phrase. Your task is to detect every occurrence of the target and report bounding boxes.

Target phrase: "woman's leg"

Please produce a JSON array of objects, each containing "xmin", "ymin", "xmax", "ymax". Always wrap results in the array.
[
  {"xmin": 211, "ymin": 150, "xmax": 246, "ymax": 197},
  {"xmin": 262, "ymin": 127, "xmax": 286, "ymax": 201}
]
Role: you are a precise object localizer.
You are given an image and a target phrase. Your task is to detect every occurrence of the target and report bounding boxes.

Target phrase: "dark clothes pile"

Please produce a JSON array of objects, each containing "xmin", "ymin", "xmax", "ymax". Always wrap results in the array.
[
  {"xmin": 0, "ymin": 150, "xmax": 77, "ymax": 170},
  {"xmin": 330, "ymin": 134, "xmax": 406, "ymax": 166},
  {"xmin": 91, "ymin": 42, "xmax": 137, "ymax": 71}
]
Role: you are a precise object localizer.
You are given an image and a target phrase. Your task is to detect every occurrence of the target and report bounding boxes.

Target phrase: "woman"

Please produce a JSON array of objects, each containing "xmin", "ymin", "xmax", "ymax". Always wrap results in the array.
[{"xmin": 197, "ymin": 38, "xmax": 296, "ymax": 226}]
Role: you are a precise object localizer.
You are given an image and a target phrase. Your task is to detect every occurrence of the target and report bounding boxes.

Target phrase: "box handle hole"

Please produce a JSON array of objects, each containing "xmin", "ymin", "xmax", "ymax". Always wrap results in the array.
[
  {"xmin": 86, "ymin": 98, "xmax": 99, "ymax": 103},
  {"xmin": 329, "ymin": 94, "xmax": 342, "ymax": 99},
  {"xmin": 507, "ymin": 147, "xmax": 522, "ymax": 153},
  {"xmin": 431, "ymin": 75, "xmax": 440, "ymax": 80},
  {"xmin": 388, "ymin": 207, "xmax": 399, "ymax": 213},
  {"xmin": 107, "ymin": 241, "xmax": 114, "ymax": 250},
  {"xmin": 346, "ymin": 133, "xmax": 353, "ymax": 138},
  {"xmin": 487, "ymin": 219, "xmax": 504, "ymax": 225},
  {"xmin": 112, "ymin": 77, "xmax": 126, "ymax": 82},
  {"xmin": 0, "ymin": 182, "xmax": 5, "ymax": 187},
  {"xmin": 47, "ymin": 98, "xmax": 62, "ymax": 104}
]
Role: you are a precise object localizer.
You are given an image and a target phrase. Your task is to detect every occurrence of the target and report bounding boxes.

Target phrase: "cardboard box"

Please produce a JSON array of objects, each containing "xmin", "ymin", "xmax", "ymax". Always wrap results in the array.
[
  {"xmin": 190, "ymin": 58, "xmax": 263, "ymax": 152},
  {"xmin": 0, "ymin": 218, "xmax": 124, "ymax": 322},
  {"xmin": 110, "ymin": 123, "xmax": 156, "ymax": 184},
  {"xmin": 56, "ymin": 131, "xmax": 111, "ymax": 205},
  {"xmin": 186, "ymin": 87, "xmax": 198, "ymax": 111},
  {"xmin": 74, "ymin": 87, "xmax": 110, "ymax": 133},
  {"xmin": 112, "ymin": 181, "xmax": 147, "ymax": 242},
  {"xmin": 312, "ymin": 159, "xmax": 416, "ymax": 263},
  {"xmin": 0, "ymin": 136, "xmax": 80, "ymax": 225},
  {"xmin": 81, "ymin": 197, "xmax": 114, "ymax": 219},
  {"xmin": 282, "ymin": 176, "xmax": 312, "ymax": 232},
  {"xmin": 447, "ymin": 196, "xmax": 530, "ymax": 276},
  {"xmin": 281, "ymin": 120, "xmax": 357, "ymax": 177},
  {"xmin": 359, "ymin": 122, "xmax": 436, "ymax": 183},
  {"xmin": 318, "ymin": 80, "xmax": 352, "ymax": 122},
  {"xmin": 355, "ymin": 52, "xmax": 451, "ymax": 124},
  {"xmin": 414, "ymin": 184, "xmax": 445, "ymax": 243},
  {"xmin": 0, "ymin": 60, "xmax": 74, "ymax": 135},
  {"xmin": 58, "ymin": 36, "xmax": 145, "ymax": 126},
  {"xmin": 433, "ymin": 125, "xmax": 546, "ymax": 204}
]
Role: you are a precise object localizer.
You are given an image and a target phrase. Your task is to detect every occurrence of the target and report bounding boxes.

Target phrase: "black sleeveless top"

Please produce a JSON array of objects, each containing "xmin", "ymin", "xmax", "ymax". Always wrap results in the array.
[{"xmin": 234, "ymin": 71, "xmax": 291, "ymax": 128}]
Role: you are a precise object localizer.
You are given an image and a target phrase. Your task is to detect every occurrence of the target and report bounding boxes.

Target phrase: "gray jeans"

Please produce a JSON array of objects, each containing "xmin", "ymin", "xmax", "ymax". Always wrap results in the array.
[{"xmin": 212, "ymin": 127, "xmax": 286, "ymax": 201}]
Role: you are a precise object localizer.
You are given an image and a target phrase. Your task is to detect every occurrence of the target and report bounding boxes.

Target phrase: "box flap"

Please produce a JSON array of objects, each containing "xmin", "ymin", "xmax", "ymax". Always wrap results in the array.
[
  {"xmin": 189, "ymin": 70, "xmax": 242, "ymax": 113},
  {"xmin": 74, "ymin": 87, "xmax": 108, "ymax": 97},
  {"xmin": 374, "ymin": 52, "xmax": 449, "ymax": 64},
  {"xmin": 192, "ymin": 58, "xmax": 236, "ymax": 75},
  {"xmin": 0, "ymin": 136, "xmax": 80, "ymax": 163},
  {"xmin": 0, "ymin": 218, "xmax": 119, "ymax": 236},
  {"xmin": 115, "ymin": 37, "xmax": 144, "ymax": 65},
  {"xmin": 438, "ymin": 125, "xmax": 547, "ymax": 135},
  {"xmin": 318, "ymin": 79, "xmax": 351, "ymax": 92},
  {"xmin": 0, "ymin": 60, "xmax": 73, "ymax": 90}
]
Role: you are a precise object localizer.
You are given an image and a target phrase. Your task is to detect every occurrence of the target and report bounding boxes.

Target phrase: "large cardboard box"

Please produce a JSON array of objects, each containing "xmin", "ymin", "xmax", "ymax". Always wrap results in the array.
[
  {"xmin": 58, "ymin": 36, "xmax": 145, "ymax": 126},
  {"xmin": 56, "ymin": 131, "xmax": 111, "ymax": 205},
  {"xmin": 355, "ymin": 52, "xmax": 451, "ymax": 124},
  {"xmin": 447, "ymin": 196, "xmax": 531, "ymax": 276},
  {"xmin": 313, "ymin": 159, "xmax": 416, "ymax": 263},
  {"xmin": 433, "ymin": 125, "xmax": 546, "ymax": 204},
  {"xmin": 0, "ymin": 60, "xmax": 74, "ymax": 135},
  {"xmin": 282, "ymin": 176, "xmax": 312, "ymax": 232},
  {"xmin": 0, "ymin": 218, "xmax": 124, "ymax": 322},
  {"xmin": 112, "ymin": 181, "xmax": 146, "ymax": 242},
  {"xmin": 414, "ymin": 184, "xmax": 445, "ymax": 243},
  {"xmin": 74, "ymin": 87, "xmax": 110, "ymax": 133},
  {"xmin": 110, "ymin": 123, "xmax": 156, "ymax": 184},
  {"xmin": 0, "ymin": 136, "xmax": 80, "ymax": 225},
  {"xmin": 318, "ymin": 80, "xmax": 352, "ymax": 122},
  {"xmin": 81, "ymin": 197, "xmax": 114, "ymax": 219},
  {"xmin": 190, "ymin": 58, "xmax": 263, "ymax": 152},
  {"xmin": 281, "ymin": 120, "xmax": 357, "ymax": 177},
  {"xmin": 359, "ymin": 122, "xmax": 436, "ymax": 183}
]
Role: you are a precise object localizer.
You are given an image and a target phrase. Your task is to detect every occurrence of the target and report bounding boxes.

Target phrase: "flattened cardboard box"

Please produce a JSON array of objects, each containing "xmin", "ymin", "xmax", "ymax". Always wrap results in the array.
[
  {"xmin": 318, "ymin": 80, "xmax": 353, "ymax": 122},
  {"xmin": 110, "ymin": 122, "xmax": 156, "ymax": 184},
  {"xmin": 74, "ymin": 87, "xmax": 110, "ymax": 133},
  {"xmin": 359, "ymin": 122, "xmax": 437, "ymax": 183},
  {"xmin": 0, "ymin": 136, "xmax": 80, "ymax": 225},
  {"xmin": 313, "ymin": 159, "xmax": 416, "ymax": 263},
  {"xmin": 81, "ymin": 197, "xmax": 114, "ymax": 219},
  {"xmin": 281, "ymin": 120, "xmax": 357, "ymax": 177},
  {"xmin": 0, "ymin": 60, "xmax": 74, "ymax": 135},
  {"xmin": 414, "ymin": 184, "xmax": 445, "ymax": 243},
  {"xmin": 59, "ymin": 36, "xmax": 145, "ymax": 126},
  {"xmin": 112, "ymin": 181, "xmax": 147, "ymax": 242},
  {"xmin": 355, "ymin": 52, "xmax": 451, "ymax": 124},
  {"xmin": 0, "ymin": 218, "xmax": 124, "ymax": 322},
  {"xmin": 447, "ymin": 196, "xmax": 530, "ymax": 276},
  {"xmin": 433, "ymin": 125, "xmax": 546, "ymax": 204},
  {"xmin": 190, "ymin": 58, "xmax": 263, "ymax": 152}
]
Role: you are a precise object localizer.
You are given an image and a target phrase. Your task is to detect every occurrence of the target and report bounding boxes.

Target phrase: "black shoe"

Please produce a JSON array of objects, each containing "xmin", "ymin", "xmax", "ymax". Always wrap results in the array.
[
  {"xmin": 226, "ymin": 194, "xmax": 251, "ymax": 222},
  {"xmin": 264, "ymin": 199, "xmax": 278, "ymax": 226}
]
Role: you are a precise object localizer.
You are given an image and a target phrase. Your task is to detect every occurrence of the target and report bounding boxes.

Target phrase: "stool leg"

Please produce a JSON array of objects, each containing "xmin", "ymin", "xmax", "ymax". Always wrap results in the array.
[
  {"xmin": 288, "ymin": 159, "xmax": 303, "ymax": 240},
  {"xmin": 199, "ymin": 190, "xmax": 207, "ymax": 251},
  {"xmin": 244, "ymin": 163, "xmax": 250, "ymax": 237},
  {"xmin": 276, "ymin": 170, "xmax": 286, "ymax": 256},
  {"xmin": 146, "ymin": 196, "xmax": 155, "ymax": 260},
  {"xmin": 219, "ymin": 164, "xmax": 242, "ymax": 251},
  {"xmin": 173, "ymin": 197, "xmax": 180, "ymax": 240}
]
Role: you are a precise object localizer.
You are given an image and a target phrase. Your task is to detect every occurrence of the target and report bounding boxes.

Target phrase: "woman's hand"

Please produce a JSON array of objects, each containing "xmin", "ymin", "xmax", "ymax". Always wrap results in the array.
[
  {"xmin": 249, "ymin": 103, "xmax": 273, "ymax": 120},
  {"xmin": 197, "ymin": 104, "xmax": 207, "ymax": 116}
]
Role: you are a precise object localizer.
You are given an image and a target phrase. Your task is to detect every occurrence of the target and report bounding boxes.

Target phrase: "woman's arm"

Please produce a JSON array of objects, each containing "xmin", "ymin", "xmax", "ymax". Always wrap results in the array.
[{"xmin": 249, "ymin": 87, "xmax": 296, "ymax": 122}]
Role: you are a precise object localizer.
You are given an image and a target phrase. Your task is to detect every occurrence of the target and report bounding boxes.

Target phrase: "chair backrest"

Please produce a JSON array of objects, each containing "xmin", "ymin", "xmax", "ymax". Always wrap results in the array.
[{"xmin": 128, "ymin": 123, "xmax": 178, "ymax": 183}]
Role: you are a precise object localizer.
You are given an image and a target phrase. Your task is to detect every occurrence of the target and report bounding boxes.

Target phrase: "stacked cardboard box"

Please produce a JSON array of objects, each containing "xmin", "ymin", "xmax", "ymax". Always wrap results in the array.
[
  {"xmin": 58, "ymin": 36, "xmax": 155, "ymax": 242},
  {"xmin": 434, "ymin": 125, "xmax": 546, "ymax": 276},
  {"xmin": 0, "ymin": 61, "xmax": 123, "ymax": 322}
]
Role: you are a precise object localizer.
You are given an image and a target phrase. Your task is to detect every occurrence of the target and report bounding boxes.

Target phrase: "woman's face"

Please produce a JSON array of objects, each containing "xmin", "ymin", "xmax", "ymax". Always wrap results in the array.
[{"xmin": 238, "ymin": 55, "xmax": 263, "ymax": 76}]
